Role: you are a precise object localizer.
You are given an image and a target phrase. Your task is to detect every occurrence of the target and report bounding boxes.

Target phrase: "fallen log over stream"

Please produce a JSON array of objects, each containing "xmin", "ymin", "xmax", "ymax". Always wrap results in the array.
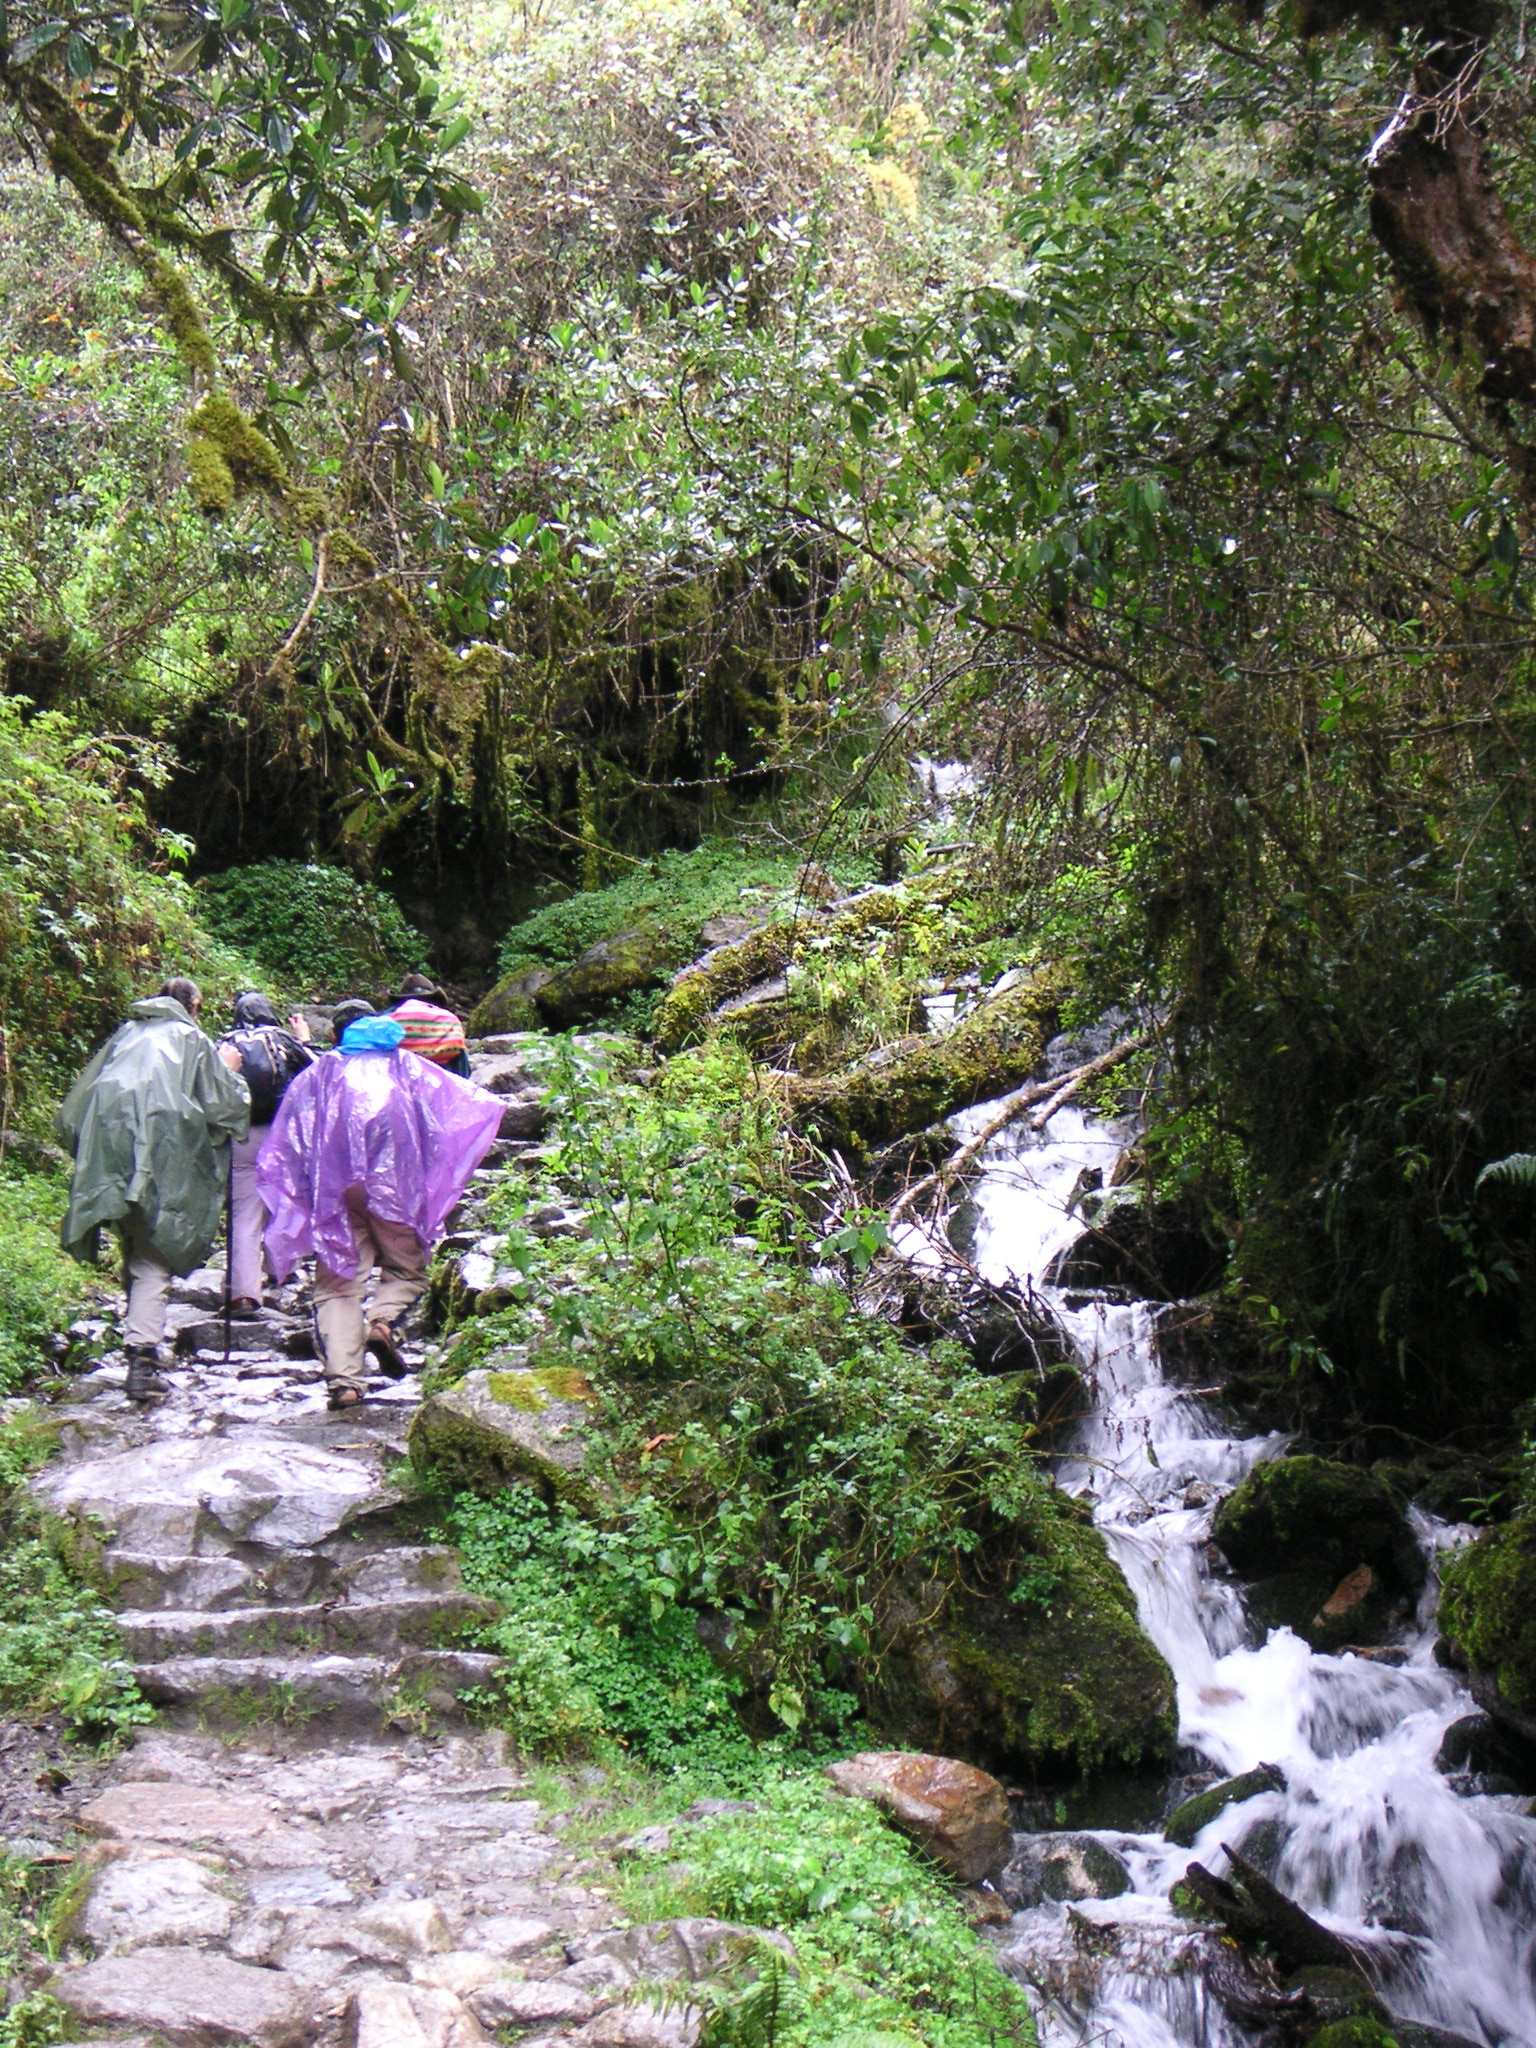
[{"xmin": 784, "ymin": 967, "xmax": 1070, "ymax": 1155}]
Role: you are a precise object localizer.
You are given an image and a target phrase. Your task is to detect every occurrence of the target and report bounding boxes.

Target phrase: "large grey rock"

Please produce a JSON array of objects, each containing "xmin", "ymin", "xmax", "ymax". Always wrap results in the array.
[
  {"xmin": 343, "ymin": 1979, "xmax": 483, "ymax": 2048},
  {"xmin": 52, "ymin": 1949, "xmax": 309, "ymax": 2048},
  {"xmin": 80, "ymin": 1783, "xmax": 278, "ymax": 1846},
  {"xmin": 824, "ymin": 1751, "xmax": 1012, "ymax": 1883},
  {"xmin": 407, "ymin": 1367, "xmax": 601, "ymax": 1510},
  {"xmin": 35, "ymin": 1433, "xmax": 399, "ymax": 1555},
  {"xmin": 996, "ymin": 1831, "xmax": 1131, "ymax": 1908},
  {"xmin": 467, "ymin": 1978, "xmax": 600, "ymax": 2028},
  {"xmin": 77, "ymin": 1855, "xmax": 234, "ymax": 1950}
]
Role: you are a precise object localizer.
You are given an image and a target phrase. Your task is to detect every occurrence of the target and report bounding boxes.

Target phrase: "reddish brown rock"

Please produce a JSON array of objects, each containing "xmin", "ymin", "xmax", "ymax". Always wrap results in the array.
[
  {"xmin": 1315, "ymin": 1563, "xmax": 1376, "ymax": 1627},
  {"xmin": 824, "ymin": 1750, "xmax": 1012, "ymax": 1882}
]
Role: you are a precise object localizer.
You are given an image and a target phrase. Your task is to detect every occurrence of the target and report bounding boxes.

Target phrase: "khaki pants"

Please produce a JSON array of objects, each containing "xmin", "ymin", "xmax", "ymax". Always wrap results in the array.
[
  {"xmin": 313, "ymin": 1192, "xmax": 426, "ymax": 1388},
  {"xmin": 118, "ymin": 1209, "xmax": 173, "ymax": 1351},
  {"xmin": 229, "ymin": 1125, "xmax": 270, "ymax": 1303}
]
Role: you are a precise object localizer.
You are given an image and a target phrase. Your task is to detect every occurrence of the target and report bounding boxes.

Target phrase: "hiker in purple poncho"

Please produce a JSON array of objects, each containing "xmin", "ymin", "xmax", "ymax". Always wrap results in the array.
[{"xmin": 257, "ymin": 1016, "xmax": 503, "ymax": 1411}]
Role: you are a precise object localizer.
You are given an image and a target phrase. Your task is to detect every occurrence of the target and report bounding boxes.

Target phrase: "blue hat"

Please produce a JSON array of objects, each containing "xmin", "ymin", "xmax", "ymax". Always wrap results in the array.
[{"xmin": 339, "ymin": 1016, "xmax": 405, "ymax": 1055}]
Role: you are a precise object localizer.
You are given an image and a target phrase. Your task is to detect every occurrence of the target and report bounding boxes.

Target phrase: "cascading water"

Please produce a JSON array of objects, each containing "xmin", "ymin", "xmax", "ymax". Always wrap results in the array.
[{"xmin": 899, "ymin": 1099, "xmax": 1536, "ymax": 2048}]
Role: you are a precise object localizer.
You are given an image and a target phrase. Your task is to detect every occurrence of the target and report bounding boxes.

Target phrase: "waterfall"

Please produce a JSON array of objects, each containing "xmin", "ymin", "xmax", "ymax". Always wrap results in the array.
[{"xmin": 901, "ymin": 1101, "xmax": 1536, "ymax": 2048}]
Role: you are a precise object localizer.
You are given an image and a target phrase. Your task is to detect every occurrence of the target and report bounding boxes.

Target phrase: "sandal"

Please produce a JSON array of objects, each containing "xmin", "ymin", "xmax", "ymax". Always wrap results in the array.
[
  {"xmin": 326, "ymin": 1383, "xmax": 366, "ymax": 1411},
  {"xmin": 364, "ymin": 1318, "xmax": 409, "ymax": 1380}
]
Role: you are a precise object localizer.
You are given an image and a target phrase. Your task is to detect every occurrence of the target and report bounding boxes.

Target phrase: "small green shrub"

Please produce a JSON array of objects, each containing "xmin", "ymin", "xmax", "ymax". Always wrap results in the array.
[
  {"xmin": 624, "ymin": 1773, "xmax": 1034, "ymax": 2048},
  {"xmin": 197, "ymin": 860, "xmax": 425, "ymax": 996},
  {"xmin": 449, "ymin": 1486, "xmax": 760, "ymax": 1775},
  {"xmin": 0, "ymin": 1170, "xmax": 93, "ymax": 1394},
  {"xmin": 0, "ymin": 1414, "xmax": 152, "ymax": 1746}
]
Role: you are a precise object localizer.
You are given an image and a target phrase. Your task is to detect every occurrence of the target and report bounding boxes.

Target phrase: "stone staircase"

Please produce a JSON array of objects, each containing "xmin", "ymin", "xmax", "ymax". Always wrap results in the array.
[
  {"xmin": 40, "ymin": 1263, "xmax": 501, "ymax": 1732},
  {"xmin": 23, "ymin": 1058, "xmax": 713, "ymax": 2048}
]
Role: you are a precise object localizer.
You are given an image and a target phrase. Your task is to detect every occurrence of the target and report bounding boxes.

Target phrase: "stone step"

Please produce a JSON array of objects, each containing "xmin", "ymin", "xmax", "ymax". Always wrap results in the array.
[
  {"xmin": 102, "ymin": 1543, "xmax": 471, "ymax": 1613},
  {"xmin": 132, "ymin": 1649, "xmax": 502, "ymax": 1724},
  {"xmin": 118, "ymin": 1589, "xmax": 498, "ymax": 1662}
]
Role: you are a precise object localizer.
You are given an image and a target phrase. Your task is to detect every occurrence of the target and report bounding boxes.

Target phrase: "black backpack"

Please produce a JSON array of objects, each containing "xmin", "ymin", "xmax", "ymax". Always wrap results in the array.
[{"xmin": 222, "ymin": 1026, "xmax": 314, "ymax": 1126}]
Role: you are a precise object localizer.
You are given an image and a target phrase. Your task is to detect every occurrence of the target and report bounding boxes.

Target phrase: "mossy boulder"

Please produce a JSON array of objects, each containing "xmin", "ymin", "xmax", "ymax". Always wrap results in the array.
[
  {"xmin": 1285, "ymin": 1965, "xmax": 1388, "ymax": 2025},
  {"xmin": 407, "ymin": 1365, "xmax": 603, "ymax": 1512},
  {"xmin": 997, "ymin": 1831, "xmax": 1131, "ymax": 1908},
  {"xmin": 1440, "ymin": 1515, "xmax": 1536, "ymax": 1742},
  {"xmin": 866, "ymin": 1503, "xmax": 1175, "ymax": 1779},
  {"xmin": 469, "ymin": 967, "xmax": 552, "ymax": 1037},
  {"xmin": 1211, "ymin": 1455, "xmax": 1424, "ymax": 1647},
  {"xmin": 533, "ymin": 926, "xmax": 675, "ymax": 1028},
  {"xmin": 1164, "ymin": 1764, "xmax": 1284, "ymax": 1847}
]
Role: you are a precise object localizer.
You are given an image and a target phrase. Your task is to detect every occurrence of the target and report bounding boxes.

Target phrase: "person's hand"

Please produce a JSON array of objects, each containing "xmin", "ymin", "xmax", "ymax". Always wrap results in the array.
[
  {"xmin": 217, "ymin": 1042, "xmax": 242, "ymax": 1071},
  {"xmin": 289, "ymin": 1013, "xmax": 313, "ymax": 1043}
]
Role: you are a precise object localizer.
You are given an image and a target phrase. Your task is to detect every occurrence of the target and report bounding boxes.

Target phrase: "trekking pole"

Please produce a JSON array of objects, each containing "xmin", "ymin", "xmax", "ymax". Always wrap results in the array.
[{"xmin": 224, "ymin": 1152, "xmax": 234, "ymax": 1365}]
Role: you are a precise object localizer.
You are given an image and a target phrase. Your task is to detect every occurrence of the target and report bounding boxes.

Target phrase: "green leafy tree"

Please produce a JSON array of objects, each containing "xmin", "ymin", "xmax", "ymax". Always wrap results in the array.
[{"xmin": 0, "ymin": 0, "xmax": 478, "ymax": 516}]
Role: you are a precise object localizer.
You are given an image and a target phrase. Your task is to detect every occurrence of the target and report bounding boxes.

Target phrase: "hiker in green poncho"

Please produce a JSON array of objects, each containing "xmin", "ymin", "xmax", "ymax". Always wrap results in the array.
[{"xmin": 57, "ymin": 977, "xmax": 250, "ymax": 1404}]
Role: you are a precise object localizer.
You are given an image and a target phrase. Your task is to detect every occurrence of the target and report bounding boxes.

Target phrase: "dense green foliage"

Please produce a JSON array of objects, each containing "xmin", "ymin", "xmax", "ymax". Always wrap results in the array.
[
  {"xmin": 0, "ymin": 1171, "xmax": 92, "ymax": 1394},
  {"xmin": 0, "ymin": 1415, "xmax": 151, "ymax": 1744},
  {"xmin": 197, "ymin": 860, "xmax": 425, "ymax": 995},
  {"xmin": 449, "ymin": 1484, "xmax": 758, "ymax": 1772},
  {"xmin": 0, "ymin": 699, "xmax": 258, "ymax": 1111},
  {"xmin": 624, "ymin": 1775, "xmax": 1035, "ymax": 2048},
  {"xmin": 432, "ymin": 1040, "xmax": 1163, "ymax": 1768},
  {"xmin": 495, "ymin": 843, "xmax": 852, "ymax": 982}
]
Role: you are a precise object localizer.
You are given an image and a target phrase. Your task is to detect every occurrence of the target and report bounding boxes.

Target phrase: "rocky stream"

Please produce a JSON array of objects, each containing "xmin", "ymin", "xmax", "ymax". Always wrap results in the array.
[
  {"xmin": 9, "ymin": 1043, "xmax": 1536, "ymax": 2048},
  {"xmin": 905, "ymin": 1102, "xmax": 1536, "ymax": 2048}
]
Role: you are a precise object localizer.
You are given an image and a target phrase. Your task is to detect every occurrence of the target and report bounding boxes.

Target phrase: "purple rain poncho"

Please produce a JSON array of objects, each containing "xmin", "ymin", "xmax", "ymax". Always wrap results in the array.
[{"xmin": 256, "ymin": 1047, "xmax": 504, "ymax": 1281}]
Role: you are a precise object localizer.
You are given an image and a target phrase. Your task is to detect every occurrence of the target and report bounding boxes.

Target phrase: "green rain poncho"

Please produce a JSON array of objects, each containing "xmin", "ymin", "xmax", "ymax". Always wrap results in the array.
[{"xmin": 56, "ymin": 997, "xmax": 251, "ymax": 1273}]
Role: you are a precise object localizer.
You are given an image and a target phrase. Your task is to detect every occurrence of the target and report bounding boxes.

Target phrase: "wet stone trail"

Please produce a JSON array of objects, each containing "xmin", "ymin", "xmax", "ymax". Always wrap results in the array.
[{"xmin": 15, "ymin": 1048, "xmax": 709, "ymax": 2048}]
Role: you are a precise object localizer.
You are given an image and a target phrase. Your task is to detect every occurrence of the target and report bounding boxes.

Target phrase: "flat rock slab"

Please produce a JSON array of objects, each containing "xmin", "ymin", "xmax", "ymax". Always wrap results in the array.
[
  {"xmin": 53, "ymin": 1948, "xmax": 310, "ymax": 2048},
  {"xmin": 81, "ymin": 1783, "xmax": 278, "ymax": 1846},
  {"xmin": 77, "ymin": 1853, "xmax": 235, "ymax": 1949},
  {"xmin": 35, "ymin": 1433, "xmax": 400, "ymax": 1553}
]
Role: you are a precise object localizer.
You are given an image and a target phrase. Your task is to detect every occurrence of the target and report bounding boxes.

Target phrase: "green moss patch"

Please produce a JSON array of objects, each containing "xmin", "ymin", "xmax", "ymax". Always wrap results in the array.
[{"xmin": 1440, "ymin": 1517, "xmax": 1536, "ymax": 1720}]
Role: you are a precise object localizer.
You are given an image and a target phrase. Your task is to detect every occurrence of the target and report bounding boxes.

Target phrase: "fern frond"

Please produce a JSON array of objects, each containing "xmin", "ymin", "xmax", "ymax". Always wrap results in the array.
[{"xmin": 1475, "ymin": 1152, "xmax": 1536, "ymax": 1191}]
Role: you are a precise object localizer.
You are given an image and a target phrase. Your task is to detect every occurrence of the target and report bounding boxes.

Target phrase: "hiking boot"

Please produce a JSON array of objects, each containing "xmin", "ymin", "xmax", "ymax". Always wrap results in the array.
[
  {"xmin": 228, "ymin": 1295, "xmax": 261, "ymax": 1315},
  {"xmin": 364, "ymin": 1318, "xmax": 409, "ymax": 1380},
  {"xmin": 124, "ymin": 1348, "xmax": 170, "ymax": 1404}
]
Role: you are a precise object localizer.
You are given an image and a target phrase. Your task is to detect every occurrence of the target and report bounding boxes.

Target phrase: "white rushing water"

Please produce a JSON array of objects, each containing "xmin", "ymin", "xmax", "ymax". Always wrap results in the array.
[{"xmin": 905, "ymin": 1101, "xmax": 1536, "ymax": 2048}]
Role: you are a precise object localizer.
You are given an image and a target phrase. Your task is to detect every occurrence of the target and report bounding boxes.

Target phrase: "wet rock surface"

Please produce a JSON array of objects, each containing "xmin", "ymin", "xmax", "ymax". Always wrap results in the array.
[
  {"xmin": 824, "ymin": 1751, "xmax": 1012, "ymax": 1883},
  {"xmin": 26, "ymin": 1259, "xmax": 749, "ymax": 2048},
  {"xmin": 1211, "ymin": 1454, "xmax": 1425, "ymax": 1648},
  {"xmin": 995, "ymin": 1830, "xmax": 1131, "ymax": 1908}
]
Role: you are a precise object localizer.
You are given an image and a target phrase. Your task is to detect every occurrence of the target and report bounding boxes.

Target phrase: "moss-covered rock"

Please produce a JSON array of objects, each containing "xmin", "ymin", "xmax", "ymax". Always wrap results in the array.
[
  {"xmin": 534, "ymin": 926, "xmax": 675, "ymax": 1028},
  {"xmin": 788, "ymin": 966, "xmax": 1068, "ymax": 1157},
  {"xmin": 1211, "ymin": 1455, "xmax": 1424, "ymax": 1647},
  {"xmin": 407, "ymin": 1364, "xmax": 603, "ymax": 1512},
  {"xmin": 1285, "ymin": 1965, "xmax": 1389, "ymax": 2025},
  {"xmin": 866, "ymin": 1502, "xmax": 1175, "ymax": 1779},
  {"xmin": 997, "ymin": 1831, "xmax": 1131, "ymax": 1907},
  {"xmin": 1164, "ymin": 1764, "xmax": 1284, "ymax": 1847},
  {"xmin": 1439, "ymin": 1516, "xmax": 1536, "ymax": 1739},
  {"xmin": 469, "ymin": 967, "xmax": 552, "ymax": 1037}
]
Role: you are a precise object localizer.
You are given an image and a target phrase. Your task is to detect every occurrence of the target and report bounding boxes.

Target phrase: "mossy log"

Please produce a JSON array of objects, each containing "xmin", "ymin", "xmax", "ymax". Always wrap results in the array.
[
  {"xmin": 787, "ymin": 967, "xmax": 1070, "ymax": 1157},
  {"xmin": 652, "ymin": 881, "xmax": 959, "ymax": 1055}
]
